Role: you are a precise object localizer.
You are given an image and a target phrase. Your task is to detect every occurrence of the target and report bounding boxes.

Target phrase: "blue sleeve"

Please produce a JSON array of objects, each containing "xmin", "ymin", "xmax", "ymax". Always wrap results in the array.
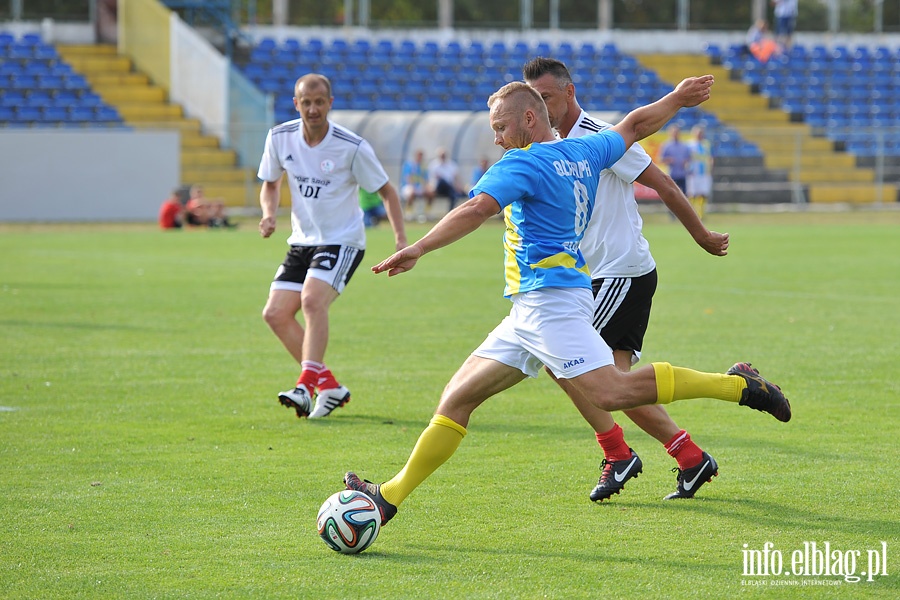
[
  {"xmin": 581, "ymin": 130, "xmax": 627, "ymax": 171},
  {"xmin": 470, "ymin": 151, "xmax": 533, "ymax": 208}
]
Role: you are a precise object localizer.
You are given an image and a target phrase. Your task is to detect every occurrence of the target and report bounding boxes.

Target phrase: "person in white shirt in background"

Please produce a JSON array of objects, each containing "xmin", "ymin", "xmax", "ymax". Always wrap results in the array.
[{"xmin": 257, "ymin": 73, "xmax": 407, "ymax": 420}]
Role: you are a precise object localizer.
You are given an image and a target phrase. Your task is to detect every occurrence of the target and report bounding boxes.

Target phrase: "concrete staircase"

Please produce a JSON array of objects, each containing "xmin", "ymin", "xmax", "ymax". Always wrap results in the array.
[
  {"xmin": 56, "ymin": 44, "xmax": 258, "ymax": 208},
  {"xmin": 635, "ymin": 53, "xmax": 897, "ymax": 204}
]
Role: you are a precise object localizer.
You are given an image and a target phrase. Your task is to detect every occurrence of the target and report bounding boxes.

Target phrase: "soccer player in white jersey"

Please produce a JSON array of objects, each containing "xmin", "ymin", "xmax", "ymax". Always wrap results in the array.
[
  {"xmin": 343, "ymin": 78, "xmax": 790, "ymax": 530},
  {"xmin": 258, "ymin": 74, "xmax": 407, "ymax": 419},
  {"xmin": 523, "ymin": 57, "xmax": 729, "ymax": 501}
]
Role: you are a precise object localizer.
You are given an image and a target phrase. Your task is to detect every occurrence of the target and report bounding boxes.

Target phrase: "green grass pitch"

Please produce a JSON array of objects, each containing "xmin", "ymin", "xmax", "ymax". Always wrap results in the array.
[{"xmin": 1, "ymin": 212, "xmax": 898, "ymax": 599}]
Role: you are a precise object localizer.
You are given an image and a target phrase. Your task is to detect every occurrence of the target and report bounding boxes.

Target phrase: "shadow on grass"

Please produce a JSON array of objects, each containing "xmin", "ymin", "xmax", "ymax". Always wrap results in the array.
[
  {"xmin": 619, "ymin": 496, "xmax": 899, "ymax": 539},
  {"xmin": 304, "ymin": 413, "xmax": 433, "ymax": 430},
  {"xmin": 0, "ymin": 318, "xmax": 160, "ymax": 332},
  {"xmin": 361, "ymin": 540, "xmax": 734, "ymax": 574}
]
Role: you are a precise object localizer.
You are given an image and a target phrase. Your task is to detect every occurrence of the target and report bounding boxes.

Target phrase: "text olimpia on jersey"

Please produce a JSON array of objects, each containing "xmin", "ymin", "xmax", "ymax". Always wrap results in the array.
[
  {"xmin": 258, "ymin": 119, "xmax": 389, "ymax": 248},
  {"xmin": 472, "ymin": 130, "xmax": 626, "ymax": 298},
  {"xmin": 568, "ymin": 110, "xmax": 657, "ymax": 279}
]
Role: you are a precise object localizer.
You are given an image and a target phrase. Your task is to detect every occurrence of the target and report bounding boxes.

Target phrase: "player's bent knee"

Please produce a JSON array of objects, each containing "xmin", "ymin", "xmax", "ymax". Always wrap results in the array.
[{"xmin": 262, "ymin": 304, "xmax": 293, "ymax": 329}]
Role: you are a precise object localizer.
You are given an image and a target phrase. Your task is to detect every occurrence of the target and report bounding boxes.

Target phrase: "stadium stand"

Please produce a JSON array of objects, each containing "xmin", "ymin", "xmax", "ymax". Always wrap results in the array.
[
  {"xmin": 235, "ymin": 34, "xmax": 900, "ymax": 203},
  {"xmin": 50, "ymin": 43, "xmax": 255, "ymax": 206},
  {"xmin": 0, "ymin": 32, "xmax": 124, "ymax": 127},
  {"xmin": 710, "ymin": 42, "xmax": 899, "ymax": 202},
  {"xmin": 0, "ymin": 32, "xmax": 253, "ymax": 206},
  {"xmin": 237, "ymin": 37, "xmax": 781, "ymax": 203}
]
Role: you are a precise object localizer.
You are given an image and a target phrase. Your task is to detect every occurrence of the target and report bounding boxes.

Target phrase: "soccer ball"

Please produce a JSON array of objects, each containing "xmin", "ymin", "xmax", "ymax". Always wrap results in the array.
[{"xmin": 316, "ymin": 490, "xmax": 381, "ymax": 554}]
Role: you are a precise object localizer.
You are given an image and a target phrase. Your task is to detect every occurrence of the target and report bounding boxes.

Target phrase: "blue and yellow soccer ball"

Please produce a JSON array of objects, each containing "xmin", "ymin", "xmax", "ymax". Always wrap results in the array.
[{"xmin": 316, "ymin": 490, "xmax": 381, "ymax": 554}]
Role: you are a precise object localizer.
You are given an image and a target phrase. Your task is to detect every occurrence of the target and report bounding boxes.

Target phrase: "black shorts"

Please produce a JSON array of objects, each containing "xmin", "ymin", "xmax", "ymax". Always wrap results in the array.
[
  {"xmin": 590, "ymin": 269, "xmax": 658, "ymax": 354},
  {"xmin": 271, "ymin": 244, "xmax": 364, "ymax": 294}
]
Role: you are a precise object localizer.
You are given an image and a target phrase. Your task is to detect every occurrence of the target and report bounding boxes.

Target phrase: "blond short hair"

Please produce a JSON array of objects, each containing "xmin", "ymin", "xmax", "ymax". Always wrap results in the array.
[
  {"xmin": 294, "ymin": 73, "xmax": 332, "ymax": 98},
  {"xmin": 487, "ymin": 81, "xmax": 549, "ymax": 122}
]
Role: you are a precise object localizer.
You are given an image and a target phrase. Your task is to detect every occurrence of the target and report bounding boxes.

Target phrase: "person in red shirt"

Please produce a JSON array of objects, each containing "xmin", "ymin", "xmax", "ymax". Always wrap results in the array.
[{"xmin": 159, "ymin": 189, "xmax": 184, "ymax": 229}]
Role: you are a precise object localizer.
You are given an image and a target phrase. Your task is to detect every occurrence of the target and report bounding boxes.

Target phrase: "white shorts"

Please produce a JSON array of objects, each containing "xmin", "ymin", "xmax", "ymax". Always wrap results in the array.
[
  {"xmin": 687, "ymin": 174, "xmax": 712, "ymax": 198},
  {"xmin": 472, "ymin": 287, "xmax": 615, "ymax": 379}
]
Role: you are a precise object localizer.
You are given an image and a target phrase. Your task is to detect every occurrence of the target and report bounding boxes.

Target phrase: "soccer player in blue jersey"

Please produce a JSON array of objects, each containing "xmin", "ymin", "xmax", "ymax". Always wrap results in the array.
[{"xmin": 344, "ymin": 76, "xmax": 790, "ymax": 528}]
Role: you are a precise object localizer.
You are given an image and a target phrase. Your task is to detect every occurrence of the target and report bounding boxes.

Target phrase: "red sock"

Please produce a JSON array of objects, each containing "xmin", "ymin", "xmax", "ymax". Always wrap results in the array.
[
  {"xmin": 296, "ymin": 360, "xmax": 324, "ymax": 393},
  {"xmin": 595, "ymin": 423, "xmax": 632, "ymax": 462},
  {"xmin": 664, "ymin": 430, "xmax": 704, "ymax": 470},
  {"xmin": 316, "ymin": 367, "xmax": 340, "ymax": 391}
]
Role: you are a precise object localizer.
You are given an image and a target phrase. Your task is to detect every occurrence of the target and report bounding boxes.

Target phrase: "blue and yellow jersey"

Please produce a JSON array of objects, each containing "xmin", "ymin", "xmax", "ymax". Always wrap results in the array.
[
  {"xmin": 690, "ymin": 139, "xmax": 713, "ymax": 176},
  {"xmin": 471, "ymin": 131, "xmax": 626, "ymax": 298}
]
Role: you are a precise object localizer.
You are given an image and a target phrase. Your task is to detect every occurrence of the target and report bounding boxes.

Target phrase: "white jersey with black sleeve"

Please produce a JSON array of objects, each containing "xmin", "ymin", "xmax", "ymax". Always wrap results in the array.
[
  {"xmin": 258, "ymin": 119, "xmax": 390, "ymax": 249},
  {"xmin": 567, "ymin": 110, "xmax": 656, "ymax": 279}
]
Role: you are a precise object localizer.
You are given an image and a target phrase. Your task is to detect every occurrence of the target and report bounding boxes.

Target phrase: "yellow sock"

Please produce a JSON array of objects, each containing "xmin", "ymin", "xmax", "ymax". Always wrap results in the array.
[
  {"xmin": 652, "ymin": 362, "xmax": 746, "ymax": 404},
  {"xmin": 690, "ymin": 196, "xmax": 706, "ymax": 220},
  {"xmin": 380, "ymin": 414, "xmax": 467, "ymax": 506}
]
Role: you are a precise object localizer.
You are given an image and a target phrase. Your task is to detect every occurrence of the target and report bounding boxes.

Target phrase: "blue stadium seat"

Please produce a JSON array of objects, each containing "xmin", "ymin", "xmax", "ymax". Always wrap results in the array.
[
  {"xmin": 808, "ymin": 45, "xmax": 828, "ymax": 60},
  {"xmin": 19, "ymin": 33, "xmax": 41, "ymax": 46},
  {"xmin": 8, "ymin": 45, "xmax": 35, "ymax": 60},
  {"xmin": 33, "ymin": 44, "xmax": 57, "ymax": 61},
  {"xmin": 15, "ymin": 105, "xmax": 42, "ymax": 123},
  {"xmin": 487, "ymin": 42, "xmax": 506, "ymax": 60},
  {"xmin": 53, "ymin": 90, "xmax": 79, "ymax": 108},
  {"xmin": 69, "ymin": 107, "xmax": 96, "ymax": 122},
  {"xmin": 274, "ymin": 47, "xmax": 296, "ymax": 64},
  {"xmin": 305, "ymin": 38, "xmax": 324, "ymax": 53},
  {"xmin": 24, "ymin": 61, "xmax": 52, "ymax": 77},
  {"xmin": 268, "ymin": 64, "xmax": 292, "ymax": 82},
  {"xmin": 95, "ymin": 106, "xmax": 121, "ymax": 123},
  {"xmin": 50, "ymin": 63, "xmax": 73, "ymax": 77},
  {"xmin": 26, "ymin": 90, "xmax": 52, "ymax": 107},
  {"xmin": 78, "ymin": 92, "xmax": 103, "ymax": 108},
  {"xmin": 257, "ymin": 79, "xmax": 281, "ymax": 94},
  {"xmin": 11, "ymin": 75, "xmax": 37, "ymax": 90},
  {"xmin": 0, "ymin": 90, "xmax": 25, "ymax": 107},
  {"xmin": 467, "ymin": 41, "xmax": 484, "ymax": 58},
  {"xmin": 63, "ymin": 74, "xmax": 89, "ymax": 91},
  {"xmin": 243, "ymin": 62, "xmax": 265, "ymax": 80},
  {"xmin": 421, "ymin": 40, "xmax": 439, "ymax": 56},
  {"xmin": 36, "ymin": 75, "xmax": 63, "ymax": 90},
  {"xmin": 0, "ymin": 61, "xmax": 24, "ymax": 77},
  {"xmin": 554, "ymin": 42, "xmax": 574, "ymax": 61},
  {"xmin": 250, "ymin": 47, "xmax": 273, "ymax": 65},
  {"xmin": 377, "ymin": 78, "xmax": 402, "ymax": 95},
  {"xmin": 42, "ymin": 106, "xmax": 68, "ymax": 123},
  {"xmin": 873, "ymin": 46, "xmax": 892, "ymax": 61},
  {"xmin": 257, "ymin": 37, "xmax": 276, "ymax": 52},
  {"xmin": 0, "ymin": 105, "xmax": 13, "ymax": 122},
  {"xmin": 374, "ymin": 39, "xmax": 393, "ymax": 55}
]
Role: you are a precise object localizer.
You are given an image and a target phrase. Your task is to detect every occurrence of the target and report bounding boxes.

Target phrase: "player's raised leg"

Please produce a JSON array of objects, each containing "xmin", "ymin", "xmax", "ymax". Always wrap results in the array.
[
  {"xmin": 346, "ymin": 355, "xmax": 528, "ymax": 524},
  {"xmin": 563, "ymin": 360, "xmax": 790, "ymax": 421}
]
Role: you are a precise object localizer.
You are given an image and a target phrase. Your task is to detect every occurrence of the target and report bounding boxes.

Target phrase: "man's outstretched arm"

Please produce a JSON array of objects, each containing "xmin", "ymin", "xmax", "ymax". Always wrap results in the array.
[
  {"xmin": 611, "ymin": 75, "xmax": 714, "ymax": 148},
  {"xmin": 637, "ymin": 163, "xmax": 729, "ymax": 256},
  {"xmin": 372, "ymin": 194, "xmax": 500, "ymax": 277}
]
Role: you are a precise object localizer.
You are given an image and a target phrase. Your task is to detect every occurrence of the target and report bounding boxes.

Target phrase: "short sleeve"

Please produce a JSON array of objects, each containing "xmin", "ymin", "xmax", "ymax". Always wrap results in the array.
[
  {"xmin": 470, "ymin": 151, "xmax": 534, "ymax": 208},
  {"xmin": 351, "ymin": 139, "xmax": 390, "ymax": 194},
  {"xmin": 608, "ymin": 141, "xmax": 652, "ymax": 184},
  {"xmin": 257, "ymin": 129, "xmax": 283, "ymax": 182}
]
